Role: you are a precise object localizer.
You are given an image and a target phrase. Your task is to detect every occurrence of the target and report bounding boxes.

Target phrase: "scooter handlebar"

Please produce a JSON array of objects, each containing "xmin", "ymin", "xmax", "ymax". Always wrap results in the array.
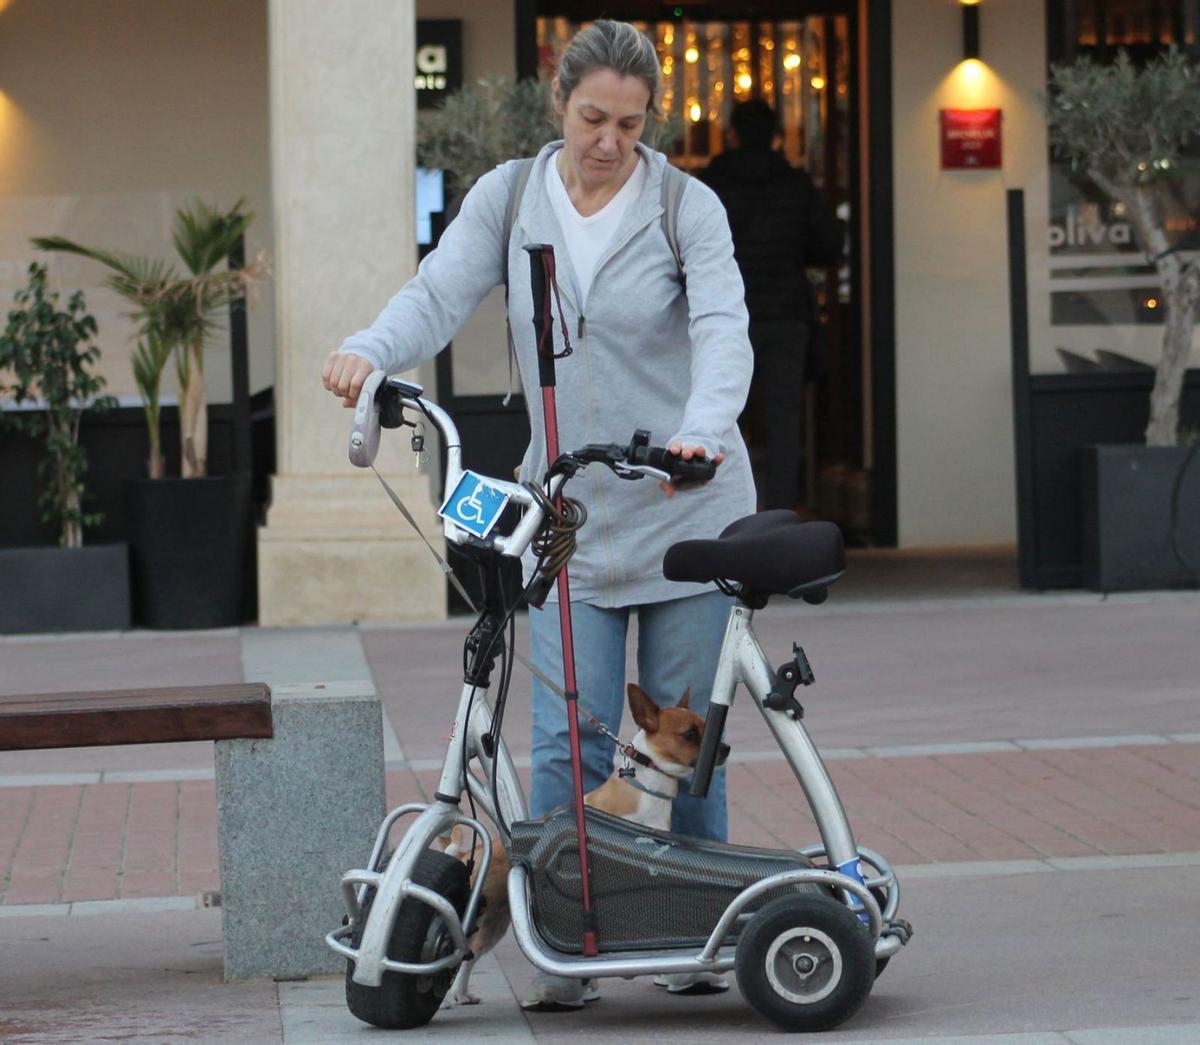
[{"xmin": 627, "ymin": 442, "xmax": 718, "ymax": 483}]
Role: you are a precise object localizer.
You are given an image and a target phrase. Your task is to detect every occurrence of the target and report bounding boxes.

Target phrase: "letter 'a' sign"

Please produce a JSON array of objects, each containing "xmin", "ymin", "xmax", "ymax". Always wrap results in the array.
[
  {"xmin": 416, "ymin": 20, "xmax": 462, "ymax": 110},
  {"xmin": 940, "ymin": 109, "xmax": 1002, "ymax": 169}
]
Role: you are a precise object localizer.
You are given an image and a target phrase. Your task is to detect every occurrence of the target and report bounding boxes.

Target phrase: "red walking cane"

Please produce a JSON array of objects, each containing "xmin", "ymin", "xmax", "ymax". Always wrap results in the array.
[{"xmin": 524, "ymin": 242, "xmax": 599, "ymax": 958}]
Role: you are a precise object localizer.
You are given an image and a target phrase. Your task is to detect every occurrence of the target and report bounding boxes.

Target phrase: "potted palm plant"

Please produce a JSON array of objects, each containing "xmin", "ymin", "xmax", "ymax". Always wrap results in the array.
[
  {"xmin": 33, "ymin": 199, "xmax": 268, "ymax": 626},
  {"xmin": 0, "ymin": 263, "xmax": 127, "ymax": 633},
  {"xmin": 1046, "ymin": 48, "xmax": 1200, "ymax": 590}
]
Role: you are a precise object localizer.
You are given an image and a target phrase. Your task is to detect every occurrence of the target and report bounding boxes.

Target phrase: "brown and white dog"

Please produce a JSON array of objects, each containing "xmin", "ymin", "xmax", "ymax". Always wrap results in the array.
[{"xmin": 440, "ymin": 682, "xmax": 727, "ymax": 1006}]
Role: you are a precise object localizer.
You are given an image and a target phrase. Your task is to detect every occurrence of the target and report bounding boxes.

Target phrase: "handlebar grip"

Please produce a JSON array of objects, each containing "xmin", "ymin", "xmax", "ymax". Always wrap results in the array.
[
  {"xmin": 637, "ymin": 445, "xmax": 718, "ymax": 482},
  {"xmin": 348, "ymin": 370, "xmax": 387, "ymax": 468}
]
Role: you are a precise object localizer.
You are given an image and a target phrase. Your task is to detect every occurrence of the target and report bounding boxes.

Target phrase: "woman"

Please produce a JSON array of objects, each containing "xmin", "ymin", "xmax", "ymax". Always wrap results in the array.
[{"xmin": 322, "ymin": 20, "xmax": 754, "ymax": 1007}]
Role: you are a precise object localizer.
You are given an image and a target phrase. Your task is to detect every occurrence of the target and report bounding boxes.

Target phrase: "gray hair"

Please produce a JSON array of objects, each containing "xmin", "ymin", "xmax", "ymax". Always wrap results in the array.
[{"xmin": 556, "ymin": 20, "xmax": 662, "ymax": 116}]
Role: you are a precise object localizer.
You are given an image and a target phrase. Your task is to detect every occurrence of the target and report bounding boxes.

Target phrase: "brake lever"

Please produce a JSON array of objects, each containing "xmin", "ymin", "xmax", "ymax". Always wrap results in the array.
[
  {"xmin": 624, "ymin": 464, "xmax": 670, "ymax": 482},
  {"xmin": 549, "ymin": 443, "xmax": 671, "ymax": 482}
]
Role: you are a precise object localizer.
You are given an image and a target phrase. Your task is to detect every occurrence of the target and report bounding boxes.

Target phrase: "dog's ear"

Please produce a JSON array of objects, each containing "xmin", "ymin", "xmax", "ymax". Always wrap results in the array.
[
  {"xmin": 676, "ymin": 688, "xmax": 691, "ymax": 709},
  {"xmin": 627, "ymin": 683, "xmax": 660, "ymax": 732}
]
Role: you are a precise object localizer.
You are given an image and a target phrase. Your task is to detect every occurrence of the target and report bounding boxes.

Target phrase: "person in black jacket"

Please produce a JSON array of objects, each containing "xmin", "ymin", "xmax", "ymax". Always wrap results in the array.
[{"xmin": 702, "ymin": 100, "xmax": 843, "ymax": 511}]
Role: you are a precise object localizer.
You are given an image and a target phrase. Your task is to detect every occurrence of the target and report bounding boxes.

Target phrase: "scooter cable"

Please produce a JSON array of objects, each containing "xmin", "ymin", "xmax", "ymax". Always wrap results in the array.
[
  {"xmin": 488, "ymin": 611, "xmax": 519, "ymax": 838},
  {"xmin": 526, "ymin": 481, "xmax": 587, "ymax": 584}
]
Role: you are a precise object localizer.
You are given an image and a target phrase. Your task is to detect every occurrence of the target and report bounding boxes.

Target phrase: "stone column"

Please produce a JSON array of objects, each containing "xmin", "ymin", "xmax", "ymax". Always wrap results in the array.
[{"xmin": 259, "ymin": 0, "xmax": 445, "ymax": 625}]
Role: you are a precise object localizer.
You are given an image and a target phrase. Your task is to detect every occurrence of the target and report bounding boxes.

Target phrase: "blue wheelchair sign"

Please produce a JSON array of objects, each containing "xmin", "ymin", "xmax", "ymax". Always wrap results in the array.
[{"xmin": 438, "ymin": 471, "xmax": 512, "ymax": 539}]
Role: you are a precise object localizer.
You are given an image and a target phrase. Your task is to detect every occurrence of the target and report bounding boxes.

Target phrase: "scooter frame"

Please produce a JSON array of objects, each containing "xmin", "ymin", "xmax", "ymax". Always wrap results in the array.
[{"xmin": 325, "ymin": 386, "xmax": 905, "ymax": 992}]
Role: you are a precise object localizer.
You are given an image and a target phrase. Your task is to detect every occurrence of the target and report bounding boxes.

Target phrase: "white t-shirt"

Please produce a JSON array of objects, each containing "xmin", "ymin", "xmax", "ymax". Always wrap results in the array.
[{"xmin": 546, "ymin": 152, "xmax": 648, "ymax": 307}]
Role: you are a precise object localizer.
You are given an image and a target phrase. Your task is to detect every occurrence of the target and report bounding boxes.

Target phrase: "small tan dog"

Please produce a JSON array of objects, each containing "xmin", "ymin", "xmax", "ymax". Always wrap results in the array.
[{"xmin": 440, "ymin": 682, "xmax": 727, "ymax": 1006}]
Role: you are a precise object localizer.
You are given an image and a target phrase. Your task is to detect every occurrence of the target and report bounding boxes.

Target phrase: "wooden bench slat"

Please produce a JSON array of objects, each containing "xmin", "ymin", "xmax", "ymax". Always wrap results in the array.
[
  {"xmin": 0, "ymin": 683, "xmax": 272, "ymax": 751},
  {"xmin": 0, "ymin": 684, "xmax": 268, "ymax": 714}
]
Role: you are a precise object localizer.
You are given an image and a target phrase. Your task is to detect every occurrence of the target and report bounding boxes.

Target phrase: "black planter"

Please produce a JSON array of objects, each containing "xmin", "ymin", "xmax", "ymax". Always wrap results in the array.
[
  {"xmin": 1081, "ymin": 444, "xmax": 1200, "ymax": 592},
  {"xmin": 0, "ymin": 543, "xmax": 130, "ymax": 634},
  {"xmin": 126, "ymin": 474, "xmax": 253, "ymax": 628}
]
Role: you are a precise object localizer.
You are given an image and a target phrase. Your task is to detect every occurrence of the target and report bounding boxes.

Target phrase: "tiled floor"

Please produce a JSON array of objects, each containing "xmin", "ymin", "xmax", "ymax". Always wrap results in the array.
[{"xmin": 4, "ymin": 741, "xmax": 1196, "ymax": 906}]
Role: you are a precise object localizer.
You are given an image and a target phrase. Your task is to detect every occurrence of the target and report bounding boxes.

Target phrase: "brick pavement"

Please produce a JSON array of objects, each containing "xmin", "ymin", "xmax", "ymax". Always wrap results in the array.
[{"xmin": 3, "ymin": 741, "xmax": 1197, "ymax": 906}]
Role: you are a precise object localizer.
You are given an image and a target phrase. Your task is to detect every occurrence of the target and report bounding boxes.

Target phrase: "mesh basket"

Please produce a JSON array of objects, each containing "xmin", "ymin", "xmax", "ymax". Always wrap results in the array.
[{"xmin": 509, "ymin": 807, "xmax": 819, "ymax": 954}]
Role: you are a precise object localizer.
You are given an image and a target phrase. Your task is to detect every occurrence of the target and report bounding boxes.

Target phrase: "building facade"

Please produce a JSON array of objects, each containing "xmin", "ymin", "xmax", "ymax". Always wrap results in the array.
[{"xmin": 1, "ymin": 1, "xmax": 1195, "ymax": 622}]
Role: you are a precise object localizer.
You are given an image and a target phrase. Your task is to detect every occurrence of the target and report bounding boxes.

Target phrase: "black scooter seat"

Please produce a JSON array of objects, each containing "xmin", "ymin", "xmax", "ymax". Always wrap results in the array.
[{"xmin": 663, "ymin": 510, "xmax": 845, "ymax": 599}]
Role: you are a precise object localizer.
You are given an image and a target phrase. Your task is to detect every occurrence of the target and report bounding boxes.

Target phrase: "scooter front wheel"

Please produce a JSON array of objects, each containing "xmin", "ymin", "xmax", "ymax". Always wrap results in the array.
[
  {"xmin": 345, "ymin": 849, "xmax": 469, "ymax": 1029},
  {"xmin": 735, "ymin": 894, "xmax": 875, "ymax": 1032}
]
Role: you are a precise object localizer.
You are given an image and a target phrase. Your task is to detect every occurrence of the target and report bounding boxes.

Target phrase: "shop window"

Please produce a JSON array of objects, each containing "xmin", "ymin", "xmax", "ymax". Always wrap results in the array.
[
  {"xmin": 535, "ymin": 16, "xmax": 850, "ymax": 190},
  {"xmin": 1055, "ymin": 0, "xmax": 1199, "ymax": 62}
]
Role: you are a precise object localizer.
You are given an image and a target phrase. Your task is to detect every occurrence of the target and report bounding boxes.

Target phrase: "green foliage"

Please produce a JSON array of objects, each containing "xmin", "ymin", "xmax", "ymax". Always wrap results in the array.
[
  {"xmin": 1046, "ymin": 48, "xmax": 1200, "ymax": 447},
  {"xmin": 1046, "ymin": 48, "xmax": 1200, "ymax": 188},
  {"xmin": 33, "ymin": 198, "xmax": 255, "ymax": 376},
  {"xmin": 0, "ymin": 263, "xmax": 116, "ymax": 547},
  {"xmin": 172, "ymin": 197, "xmax": 253, "ymax": 276},
  {"xmin": 132, "ymin": 324, "xmax": 173, "ymax": 478},
  {"xmin": 418, "ymin": 77, "xmax": 561, "ymax": 188},
  {"xmin": 417, "ymin": 76, "xmax": 679, "ymax": 190},
  {"xmin": 33, "ymin": 198, "xmax": 263, "ymax": 477}
]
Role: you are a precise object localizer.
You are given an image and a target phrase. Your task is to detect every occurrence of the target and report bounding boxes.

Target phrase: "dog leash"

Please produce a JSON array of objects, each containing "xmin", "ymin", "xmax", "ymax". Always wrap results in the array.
[{"xmin": 368, "ymin": 464, "xmax": 653, "ymax": 771}]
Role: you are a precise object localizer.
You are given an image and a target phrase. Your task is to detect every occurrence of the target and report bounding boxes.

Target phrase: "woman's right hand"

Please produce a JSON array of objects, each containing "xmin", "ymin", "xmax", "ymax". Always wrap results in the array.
[{"xmin": 322, "ymin": 351, "xmax": 376, "ymax": 407}]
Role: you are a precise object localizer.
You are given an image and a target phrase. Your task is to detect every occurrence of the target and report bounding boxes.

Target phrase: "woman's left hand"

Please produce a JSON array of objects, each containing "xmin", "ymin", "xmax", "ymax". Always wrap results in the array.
[{"xmin": 660, "ymin": 442, "xmax": 724, "ymax": 498}]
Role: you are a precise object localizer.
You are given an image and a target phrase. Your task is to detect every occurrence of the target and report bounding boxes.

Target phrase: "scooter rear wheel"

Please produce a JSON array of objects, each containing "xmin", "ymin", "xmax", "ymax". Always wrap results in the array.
[
  {"xmin": 735, "ymin": 894, "xmax": 875, "ymax": 1032},
  {"xmin": 345, "ymin": 849, "xmax": 469, "ymax": 1029}
]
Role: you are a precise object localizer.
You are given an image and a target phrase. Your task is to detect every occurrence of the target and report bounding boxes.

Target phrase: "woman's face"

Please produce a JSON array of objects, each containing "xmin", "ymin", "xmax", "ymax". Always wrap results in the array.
[{"xmin": 556, "ymin": 67, "xmax": 651, "ymax": 187}]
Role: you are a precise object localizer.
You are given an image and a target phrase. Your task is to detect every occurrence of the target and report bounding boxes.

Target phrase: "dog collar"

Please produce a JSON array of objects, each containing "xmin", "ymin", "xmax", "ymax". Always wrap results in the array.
[
  {"xmin": 619, "ymin": 742, "xmax": 654, "ymax": 770},
  {"xmin": 618, "ymin": 764, "xmax": 677, "ymax": 802}
]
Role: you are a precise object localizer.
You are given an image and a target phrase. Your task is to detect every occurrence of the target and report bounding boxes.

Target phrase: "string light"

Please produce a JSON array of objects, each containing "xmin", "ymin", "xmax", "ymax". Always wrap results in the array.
[{"xmin": 783, "ymin": 53, "xmax": 802, "ymax": 71}]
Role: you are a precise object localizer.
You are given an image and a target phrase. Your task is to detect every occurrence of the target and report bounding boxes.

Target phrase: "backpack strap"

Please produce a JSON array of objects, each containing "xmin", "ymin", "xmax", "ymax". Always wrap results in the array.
[
  {"xmin": 501, "ymin": 158, "xmax": 535, "ymax": 405},
  {"xmin": 660, "ymin": 162, "xmax": 689, "ymax": 287},
  {"xmin": 501, "ymin": 158, "xmax": 536, "ymax": 291}
]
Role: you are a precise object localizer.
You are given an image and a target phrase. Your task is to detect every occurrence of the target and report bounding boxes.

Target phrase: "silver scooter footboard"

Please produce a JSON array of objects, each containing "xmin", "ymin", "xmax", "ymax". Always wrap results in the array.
[{"xmin": 509, "ymin": 807, "xmax": 822, "ymax": 954}]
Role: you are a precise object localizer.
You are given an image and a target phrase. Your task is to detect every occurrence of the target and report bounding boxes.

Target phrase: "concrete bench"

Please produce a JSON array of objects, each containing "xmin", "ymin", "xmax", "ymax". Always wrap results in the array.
[{"xmin": 0, "ymin": 681, "xmax": 384, "ymax": 980}]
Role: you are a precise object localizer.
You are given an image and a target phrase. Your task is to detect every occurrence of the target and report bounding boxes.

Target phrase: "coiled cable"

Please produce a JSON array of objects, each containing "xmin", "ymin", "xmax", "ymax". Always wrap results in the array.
[{"xmin": 525, "ymin": 481, "xmax": 587, "ymax": 582}]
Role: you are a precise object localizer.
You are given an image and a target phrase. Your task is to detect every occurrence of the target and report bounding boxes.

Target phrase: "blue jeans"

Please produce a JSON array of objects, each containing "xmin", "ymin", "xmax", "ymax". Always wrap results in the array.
[{"xmin": 529, "ymin": 589, "xmax": 732, "ymax": 841}]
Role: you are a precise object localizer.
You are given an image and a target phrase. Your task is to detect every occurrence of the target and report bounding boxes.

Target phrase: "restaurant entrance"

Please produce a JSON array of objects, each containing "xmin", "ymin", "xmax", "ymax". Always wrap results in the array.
[{"xmin": 524, "ymin": 1, "xmax": 884, "ymax": 543}]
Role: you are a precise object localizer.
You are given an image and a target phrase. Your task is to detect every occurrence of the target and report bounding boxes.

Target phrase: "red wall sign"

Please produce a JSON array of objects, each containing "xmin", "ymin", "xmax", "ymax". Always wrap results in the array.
[{"xmin": 940, "ymin": 108, "xmax": 1002, "ymax": 169}]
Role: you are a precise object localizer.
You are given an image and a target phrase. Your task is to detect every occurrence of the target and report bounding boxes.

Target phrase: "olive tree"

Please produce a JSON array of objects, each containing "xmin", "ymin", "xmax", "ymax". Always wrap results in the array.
[{"xmin": 1046, "ymin": 48, "xmax": 1200, "ymax": 446}]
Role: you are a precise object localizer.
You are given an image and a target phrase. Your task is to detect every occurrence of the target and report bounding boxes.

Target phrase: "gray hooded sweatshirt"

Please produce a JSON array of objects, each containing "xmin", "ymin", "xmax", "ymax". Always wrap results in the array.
[{"xmin": 338, "ymin": 140, "xmax": 757, "ymax": 607}]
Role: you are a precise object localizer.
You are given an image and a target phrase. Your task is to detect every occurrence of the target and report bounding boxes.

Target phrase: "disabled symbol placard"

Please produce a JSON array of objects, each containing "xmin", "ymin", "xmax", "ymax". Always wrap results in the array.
[{"xmin": 438, "ymin": 471, "xmax": 512, "ymax": 539}]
